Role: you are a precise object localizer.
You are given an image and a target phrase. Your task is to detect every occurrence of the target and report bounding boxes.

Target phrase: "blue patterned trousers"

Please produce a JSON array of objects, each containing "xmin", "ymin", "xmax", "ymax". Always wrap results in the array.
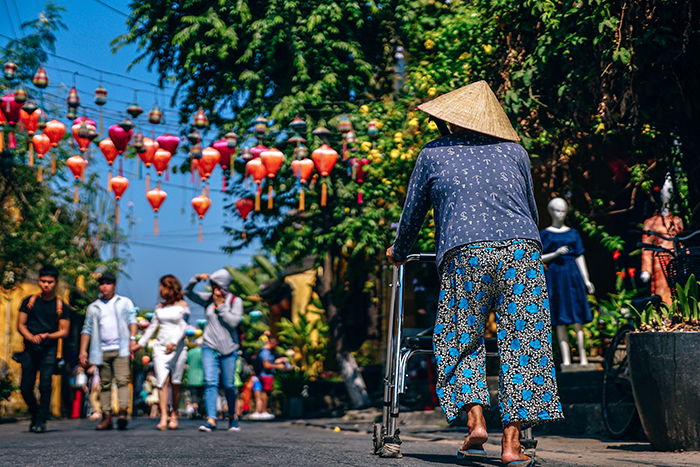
[{"xmin": 434, "ymin": 239, "xmax": 564, "ymax": 427}]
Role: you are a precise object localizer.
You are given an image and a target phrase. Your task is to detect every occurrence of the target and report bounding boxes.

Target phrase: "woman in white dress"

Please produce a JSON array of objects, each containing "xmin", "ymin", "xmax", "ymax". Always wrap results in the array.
[{"xmin": 137, "ymin": 275, "xmax": 190, "ymax": 430}]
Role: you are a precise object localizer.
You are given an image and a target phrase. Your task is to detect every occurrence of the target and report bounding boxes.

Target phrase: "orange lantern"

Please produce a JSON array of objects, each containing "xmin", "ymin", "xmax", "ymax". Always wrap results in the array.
[
  {"xmin": 110, "ymin": 176, "xmax": 129, "ymax": 226},
  {"xmin": 291, "ymin": 158, "xmax": 315, "ymax": 210},
  {"xmin": 260, "ymin": 148, "xmax": 285, "ymax": 209},
  {"xmin": 139, "ymin": 137, "xmax": 159, "ymax": 190},
  {"xmin": 67, "ymin": 155, "xmax": 87, "ymax": 204},
  {"xmin": 153, "ymin": 148, "xmax": 172, "ymax": 176},
  {"xmin": 71, "ymin": 122, "xmax": 92, "ymax": 153},
  {"xmin": 99, "ymin": 138, "xmax": 119, "ymax": 191},
  {"xmin": 197, "ymin": 147, "xmax": 221, "ymax": 181},
  {"xmin": 245, "ymin": 158, "xmax": 267, "ymax": 211},
  {"xmin": 191, "ymin": 195, "xmax": 212, "ymax": 241},
  {"xmin": 235, "ymin": 198, "xmax": 254, "ymax": 239},
  {"xmin": 146, "ymin": 188, "xmax": 167, "ymax": 235},
  {"xmin": 43, "ymin": 120, "xmax": 66, "ymax": 175},
  {"xmin": 311, "ymin": 144, "xmax": 339, "ymax": 206},
  {"xmin": 31, "ymin": 133, "xmax": 51, "ymax": 182}
]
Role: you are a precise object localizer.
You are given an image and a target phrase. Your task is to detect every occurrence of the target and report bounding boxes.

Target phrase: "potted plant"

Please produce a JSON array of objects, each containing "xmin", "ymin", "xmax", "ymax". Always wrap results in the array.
[{"xmin": 628, "ymin": 275, "xmax": 700, "ymax": 451}]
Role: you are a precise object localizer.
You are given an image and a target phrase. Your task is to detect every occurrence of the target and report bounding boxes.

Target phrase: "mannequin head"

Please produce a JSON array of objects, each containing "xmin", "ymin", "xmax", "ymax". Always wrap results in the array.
[{"xmin": 547, "ymin": 197, "xmax": 568, "ymax": 227}]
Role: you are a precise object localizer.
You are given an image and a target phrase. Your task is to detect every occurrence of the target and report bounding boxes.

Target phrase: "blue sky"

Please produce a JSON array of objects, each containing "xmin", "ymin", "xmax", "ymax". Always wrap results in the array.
[{"xmin": 0, "ymin": 0, "xmax": 260, "ymax": 310}]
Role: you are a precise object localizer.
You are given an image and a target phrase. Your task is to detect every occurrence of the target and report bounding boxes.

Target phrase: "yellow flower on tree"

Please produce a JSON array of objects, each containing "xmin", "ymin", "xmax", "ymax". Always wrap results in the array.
[
  {"xmin": 424, "ymin": 39, "xmax": 435, "ymax": 50},
  {"xmin": 427, "ymin": 120, "xmax": 438, "ymax": 131},
  {"xmin": 359, "ymin": 104, "xmax": 369, "ymax": 115},
  {"xmin": 427, "ymin": 87, "xmax": 437, "ymax": 96},
  {"xmin": 482, "ymin": 44, "xmax": 493, "ymax": 54}
]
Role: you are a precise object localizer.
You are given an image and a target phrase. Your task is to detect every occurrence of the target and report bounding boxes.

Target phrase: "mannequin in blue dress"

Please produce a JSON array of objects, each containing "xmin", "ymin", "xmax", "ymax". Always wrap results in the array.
[{"xmin": 541, "ymin": 197, "xmax": 595, "ymax": 366}]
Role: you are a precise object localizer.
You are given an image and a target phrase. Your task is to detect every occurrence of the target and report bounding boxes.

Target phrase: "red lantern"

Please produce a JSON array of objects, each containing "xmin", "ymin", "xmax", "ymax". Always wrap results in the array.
[
  {"xmin": 153, "ymin": 148, "xmax": 172, "ymax": 176},
  {"xmin": 146, "ymin": 188, "xmax": 167, "ymax": 235},
  {"xmin": 245, "ymin": 158, "xmax": 267, "ymax": 211},
  {"xmin": 311, "ymin": 144, "xmax": 339, "ymax": 206},
  {"xmin": 213, "ymin": 138, "xmax": 236, "ymax": 192},
  {"xmin": 108, "ymin": 124, "xmax": 132, "ymax": 154},
  {"xmin": 236, "ymin": 198, "xmax": 254, "ymax": 220},
  {"xmin": 2, "ymin": 94, "xmax": 23, "ymax": 149},
  {"xmin": 291, "ymin": 158, "xmax": 315, "ymax": 210},
  {"xmin": 43, "ymin": 120, "xmax": 67, "ymax": 175},
  {"xmin": 67, "ymin": 155, "xmax": 87, "ymax": 204},
  {"xmin": 148, "ymin": 106, "xmax": 162, "ymax": 125},
  {"xmin": 32, "ymin": 133, "xmax": 51, "ymax": 182},
  {"xmin": 140, "ymin": 137, "xmax": 158, "ymax": 167},
  {"xmin": 111, "ymin": 176, "xmax": 129, "ymax": 225},
  {"xmin": 260, "ymin": 148, "xmax": 284, "ymax": 209},
  {"xmin": 156, "ymin": 133, "xmax": 179, "ymax": 154},
  {"xmin": 33, "ymin": 67, "xmax": 49, "ymax": 89},
  {"xmin": 350, "ymin": 157, "xmax": 370, "ymax": 204},
  {"xmin": 99, "ymin": 138, "xmax": 119, "ymax": 166},
  {"xmin": 191, "ymin": 195, "xmax": 212, "ymax": 241}
]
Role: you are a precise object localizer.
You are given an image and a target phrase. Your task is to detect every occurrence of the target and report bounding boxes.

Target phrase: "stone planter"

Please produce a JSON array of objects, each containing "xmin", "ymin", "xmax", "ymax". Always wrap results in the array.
[{"xmin": 628, "ymin": 332, "xmax": 700, "ymax": 451}]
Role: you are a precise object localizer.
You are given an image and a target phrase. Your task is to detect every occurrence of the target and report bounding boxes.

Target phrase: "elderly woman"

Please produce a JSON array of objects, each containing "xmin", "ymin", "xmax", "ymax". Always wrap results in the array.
[{"xmin": 387, "ymin": 81, "xmax": 563, "ymax": 466}]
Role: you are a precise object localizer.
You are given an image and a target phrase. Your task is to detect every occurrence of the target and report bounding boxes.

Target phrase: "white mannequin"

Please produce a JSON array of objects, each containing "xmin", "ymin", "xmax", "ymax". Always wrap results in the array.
[
  {"xmin": 541, "ymin": 198, "xmax": 594, "ymax": 366},
  {"xmin": 640, "ymin": 174, "xmax": 673, "ymax": 283}
]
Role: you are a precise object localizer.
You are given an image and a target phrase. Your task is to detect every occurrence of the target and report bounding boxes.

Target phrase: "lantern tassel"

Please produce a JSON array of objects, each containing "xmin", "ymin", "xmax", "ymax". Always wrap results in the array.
[
  {"xmin": 0, "ymin": 129, "xmax": 4, "ymax": 151},
  {"xmin": 73, "ymin": 185, "xmax": 79, "ymax": 204},
  {"xmin": 321, "ymin": 181, "xmax": 328, "ymax": 207},
  {"xmin": 358, "ymin": 189, "xmax": 363, "ymax": 205},
  {"xmin": 28, "ymin": 143, "xmax": 34, "ymax": 167},
  {"xmin": 267, "ymin": 183, "xmax": 274, "ymax": 210},
  {"xmin": 37, "ymin": 165, "xmax": 43, "ymax": 183},
  {"xmin": 342, "ymin": 140, "xmax": 347, "ymax": 161},
  {"xmin": 107, "ymin": 169, "xmax": 113, "ymax": 192},
  {"xmin": 165, "ymin": 169, "xmax": 170, "ymax": 182},
  {"xmin": 154, "ymin": 216, "xmax": 159, "ymax": 236},
  {"xmin": 197, "ymin": 223, "xmax": 203, "ymax": 242},
  {"xmin": 242, "ymin": 231, "xmax": 247, "ymax": 240},
  {"xmin": 222, "ymin": 174, "xmax": 227, "ymax": 193},
  {"xmin": 51, "ymin": 152, "xmax": 56, "ymax": 174},
  {"xmin": 8, "ymin": 130, "xmax": 16, "ymax": 149},
  {"xmin": 146, "ymin": 173, "xmax": 150, "ymax": 192},
  {"xmin": 115, "ymin": 201, "xmax": 120, "ymax": 226},
  {"xmin": 299, "ymin": 188, "xmax": 305, "ymax": 211},
  {"xmin": 119, "ymin": 158, "xmax": 123, "ymax": 177},
  {"xmin": 255, "ymin": 184, "xmax": 261, "ymax": 211}
]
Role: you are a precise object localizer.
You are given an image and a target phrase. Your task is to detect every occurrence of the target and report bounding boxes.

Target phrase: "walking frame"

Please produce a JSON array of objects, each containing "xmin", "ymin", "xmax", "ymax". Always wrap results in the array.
[{"xmin": 372, "ymin": 253, "xmax": 537, "ymax": 459}]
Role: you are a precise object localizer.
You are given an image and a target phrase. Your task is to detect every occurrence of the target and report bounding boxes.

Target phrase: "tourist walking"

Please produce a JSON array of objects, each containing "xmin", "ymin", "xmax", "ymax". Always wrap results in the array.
[
  {"xmin": 79, "ymin": 272, "xmax": 138, "ymax": 430},
  {"xmin": 136, "ymin": 275, "xmax": 190, "ymax": 430},
  {"xmin": 16, "ymin": 265, "xmax": 72, "ymax": 433},
  {"xmin": 185, "ymin": 269, "xmax": 243, "ymax": 432},
  {"xmin": 387, "ymin": 81, "xmax": 563, "ymax": 466}
]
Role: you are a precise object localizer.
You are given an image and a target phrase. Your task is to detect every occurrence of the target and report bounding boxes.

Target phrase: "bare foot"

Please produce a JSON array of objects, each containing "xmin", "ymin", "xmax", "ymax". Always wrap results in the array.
[
  {"xmin": 156, "ymin": 419, "xmax": 168, "ymax": 431},
  {"xmin": 501, "ymin": 422, "xmax": 532, "ymax": 464},
  {"xmin": 461, "ymin": 404, "xmax": 488, "ymax": 451}
]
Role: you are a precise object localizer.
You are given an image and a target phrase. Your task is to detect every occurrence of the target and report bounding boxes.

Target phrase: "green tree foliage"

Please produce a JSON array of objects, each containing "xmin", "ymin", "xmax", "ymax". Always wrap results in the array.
[{"xmin": 0, "ymin": 3, "xmax": 118, "ymax": 296}]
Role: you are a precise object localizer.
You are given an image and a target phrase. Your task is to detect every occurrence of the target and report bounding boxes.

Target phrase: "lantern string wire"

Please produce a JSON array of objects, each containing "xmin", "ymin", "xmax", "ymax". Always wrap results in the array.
[
  {"xmin": 90, "ymin": 0, "xmax": 129, "ymax": 18},
  {"xmin": 1, "ymin": 0, "xmax": 18, "ymax": 38}
]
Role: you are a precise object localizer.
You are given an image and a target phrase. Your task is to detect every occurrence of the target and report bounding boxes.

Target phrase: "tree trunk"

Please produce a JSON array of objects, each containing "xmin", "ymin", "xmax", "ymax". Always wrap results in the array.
[{"xmin": 317, "ymin": 253, "xmax": 370, "ymax": 408}]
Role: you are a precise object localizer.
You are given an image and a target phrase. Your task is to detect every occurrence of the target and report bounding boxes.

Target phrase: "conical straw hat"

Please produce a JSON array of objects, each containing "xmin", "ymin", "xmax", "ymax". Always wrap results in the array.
[{"xmin": 417, "ymin": 80, "xmax": 520, "ymax": 142}]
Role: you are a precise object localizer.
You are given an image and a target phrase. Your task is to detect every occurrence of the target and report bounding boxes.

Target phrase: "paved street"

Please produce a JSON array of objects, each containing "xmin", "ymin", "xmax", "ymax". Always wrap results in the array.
[{"xmin": 1, "ymin": 418, "xmax": 699, "ymax": 466}]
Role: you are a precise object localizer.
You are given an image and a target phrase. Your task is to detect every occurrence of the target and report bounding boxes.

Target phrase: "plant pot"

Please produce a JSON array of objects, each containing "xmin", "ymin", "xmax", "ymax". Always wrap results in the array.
[
  {"xmin": 286, "ymin": 396, "xmax": 304, "ymax": 419},
  {"xmin": 628, "ymin": 332, "xmax": 700, "ymax": 451}
]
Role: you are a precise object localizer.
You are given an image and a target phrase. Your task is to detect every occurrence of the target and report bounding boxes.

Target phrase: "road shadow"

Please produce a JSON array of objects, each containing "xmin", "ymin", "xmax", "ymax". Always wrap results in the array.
[
  {"xmin": 403, "ymin": 453, "xmax": 502, "ymax": 466},
  {"xmin": 605, "ymin": 443, "xmax": 657, "ymax": 453}
]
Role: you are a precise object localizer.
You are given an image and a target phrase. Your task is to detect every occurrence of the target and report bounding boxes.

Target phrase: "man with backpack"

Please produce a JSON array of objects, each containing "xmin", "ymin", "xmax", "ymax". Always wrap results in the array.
[
  {"xmin": 16, "ymin": 265, "xmax": 72, "ymax": 433},
  {"xmin": 185, "ymin": 269, "xmax": 243, "ymax": 432},
  {"xmin": 79, "ymin": 272, "xmax": 138, "ymax": 430}
]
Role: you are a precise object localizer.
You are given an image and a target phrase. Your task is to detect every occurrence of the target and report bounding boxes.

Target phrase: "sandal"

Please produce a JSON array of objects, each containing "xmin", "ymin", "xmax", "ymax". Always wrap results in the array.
[
  {"xmin": 168, "ymin": 412, "xmax": 179, "ymax": 430},
  {"xmin": 156, "ymin": 421, "xmax": 168, "ymax": 431}
]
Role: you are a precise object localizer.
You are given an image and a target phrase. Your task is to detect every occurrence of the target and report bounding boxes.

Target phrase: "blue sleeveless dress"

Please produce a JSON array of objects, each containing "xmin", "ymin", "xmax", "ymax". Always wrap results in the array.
[{"xmin": 540, "ymin": 228, "xmax": 592, "ymax": 325}]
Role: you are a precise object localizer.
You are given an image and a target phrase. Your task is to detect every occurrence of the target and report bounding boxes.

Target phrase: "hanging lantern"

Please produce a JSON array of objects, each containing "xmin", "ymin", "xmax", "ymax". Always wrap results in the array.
[
  {"xmin": 20, "ymin": 104, "xmax": 40, "ymax": 135},
  {"xmin": 350, "ymin": 157, "xmax": 370, "ymax": 204},
  {"xmin": 197, "ymin": 146, "xmax": 221, "ymax": 181},
  {"xmin": 67, "ymin": 155, "xmax": 87, "ymax": 203},
  {"xmin": 312, "ymin": 126, "xmax": 332, "ymax": 145},
  {"xmin": 291, "ymin": 158, "xmax": 315, "ymax": 211},
  {"xmin": 32, "ymin": 133, "xmax": 51, "ymax": 182},
  {"xmin": 13, "ymin": 88, "xmax": 28, "ymax": 104},
  {"xmin": 1, "ymin": 93, "xmax": 22, "ymax": 125},
  {"xmin": 42, "ymin": 119, "xmax": 66, "ymax": 174},
  {"xmin": 367, "ymin": 120, "xmax": 380, "ymax": 140},
  {"xmin": 127, "ymin": 102, "xmax": 144, "ymax": 119},
  {"xmin": 66, "ymin": 107, "xmax": 78, "ymax": 120},
  {"xmin": 3, "ymin": 61, "xmax": 18, "ymax": 80},
  {"xmin": 99, "ymin": 138, "xmax": 118, "ymax": 190},
  {"xmin": 118, "ymin": 118, "xmax": 134, "ymax": 133},
  {"xmin": 156, "ymin": 133, "xmax": 180, "ymax": 154},
  {"xmin": 108, "ymin": 123, "xmax": 132, "ymax": 154},
  {"xmin": 148, "ymin": 106, "xmax": 162, "ymax": 125},
  {"xmin": 245, "ymin": 158, "xmax": 267, "ymax": 211},
  {"xmin": 235, "ymin": 198, "xmax": 254, "ymax": 220},
  {"xmin": 187, "ymin": 130, "xmax": 201, "ymax": 146},
  {"xmin": 289, "ymin": 115, "xmax": 307, "ymax": 135},
  {"xmin": 153, "ymin": 148, "xmax": 172, "ymax": 176},
  {"xmin": 94, "ymin": 86, "xmax": 107, "ymax": 106},
  {"xmin": 213, "ymin": 138, "xmax": 235, "ymax": 191},
  {"xmin": 110, "ymin": 176, "xmax": 129, "ymax": 226},
  {"xmin": 132, "ymin": 132, "xmax": 145, "ymax": 153},
  {"xmin": 240, "ymin": 147, "xmax": 253, "ymax": 162},
  {"xmin": 193, "ymin": 107, "xmax": 208, "ymax": 129},
  {"xmin": 311, "ymin": 144, "xmax": 339, "ymax": 207},
  {"xmin": 250, "ymin": 143, "xmax": 268, "ymax": 159},
  {"xmin": 191, "ymin": 195, "xmax": 212, "ymax": 241},
  {"xmin": 225, "ymin": 131, "xmax": 238, "ymax": 148},
  {"xmin": 252, "ymin": 115, "xmax": 268, "ymax": 138},
  {"xmin": 146, "ymin": 188, "xmax": 167, "ymax": 235},
  {"xmin": 71, "ymin": 116, "xmax": 96, "ymax": 153},
  {"xmin": 337, "ymin": 116, "xmax": 354, "ymax": 160},
  {"xmin": 66, "ymin": 86, "xmax": 80, "ymax": 108},
  {"xmin": 32, "ymin": 67, "xmax": 49, "ymax": 89},
  {"xmin": 260, "ymin": 148, "xmax": 284, "ymax": 209},
  {"xmin": 294, "ymin": 144, "xmax": 309, "ymax": 159},
  {"xmin": 138, "ymin": 137, "xmax": 158, "ymax": 190}
]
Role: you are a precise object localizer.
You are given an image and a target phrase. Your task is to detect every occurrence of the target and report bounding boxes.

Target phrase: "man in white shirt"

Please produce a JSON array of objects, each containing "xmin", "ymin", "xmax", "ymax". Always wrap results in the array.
[{"xmin": 79, "ymin": 272, "xmax": 137, "ymax": 430}]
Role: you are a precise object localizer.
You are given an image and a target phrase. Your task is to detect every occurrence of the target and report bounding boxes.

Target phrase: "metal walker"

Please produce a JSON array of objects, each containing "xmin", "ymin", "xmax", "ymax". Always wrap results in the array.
[{"xmin": 372, "ymin": 253, "xmax": 537, "ymax": 459}]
